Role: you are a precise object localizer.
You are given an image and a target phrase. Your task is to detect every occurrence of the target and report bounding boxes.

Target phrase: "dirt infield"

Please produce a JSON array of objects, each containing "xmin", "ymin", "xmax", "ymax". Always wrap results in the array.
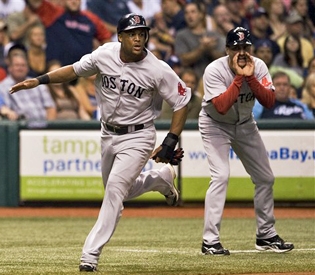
[{"xmin": 0, "ymin": 206, "xmax": 313, "ymax": 218}]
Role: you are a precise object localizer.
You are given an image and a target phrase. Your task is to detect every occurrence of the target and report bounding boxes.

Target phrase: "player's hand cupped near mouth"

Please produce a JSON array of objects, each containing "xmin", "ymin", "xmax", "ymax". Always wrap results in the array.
[{"xmin": 233, "ymin": 53, "xmax": 254, "ymax": 77}]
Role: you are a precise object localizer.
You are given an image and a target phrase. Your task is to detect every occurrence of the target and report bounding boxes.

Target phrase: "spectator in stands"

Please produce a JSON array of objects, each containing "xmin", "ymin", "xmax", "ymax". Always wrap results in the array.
[
  {"xmin": 127, "ymin": 0, "xmax": 161, "ymax": 27},
  {"xmin": 242, "ymin": 0, "xmax": 260, "ymax": 18},
  {"xmin": 25, "ymin": 23, "xmax": 47, "ymax": 77},
  {"xmin": 147, "ymin": 11, "xmax": 174, "ymax": 61},
  {"xmin": 270, "ymin": 35, "xmax": 305, "ymax": 90},
  {"xmin": 0, "ymin": 19, "xmax": 9, "ymax": 79},
  {"xmin": 174, "ymin": 1, "xmax": 225, "ymax": 79},
  {"xmin": 6, "ymin": 0, "xmax": 42, "ymax": 45},
  {"xmin": 260, "ymin": 0, "xmax": 287, "ymax": 42},
  {"xmin": 253, "ymin": 39, "xmax": 274, "ymax": 68},
  {"xmin": 47, "ymin": 60, "xmax": 90, "ymax": 120},
  {"xmin": 46, "ymin": 0, "xmax": 64, "ymax": 7},
  {"xmin": 0, "ymin": 93, "xmax": 19, "ymax": 120},
  {"xmin": 277, "ymin": 12, "xmax": 314, "ymax": 69},
  {"xmin": 3, "ymin": 43, "xmax": 28, "ymax": 70},
  {"xmin": 301, "ymin": 73, "xmax": 315, "ymax": 117},
  {"xmin": 167, "ymin": 54, "xmax": 182, "ymax": 75},
  {"xmin": 308, "ymin": 0, "xmax": 315, "ymax": 26},
  {"xmin": 75, "ymin": 74, "xmax": 98, "ymax": 119},
  {"xmin": 211, "ymin": 4, "xmax": 234, "ymax": 40},
  {"xmin": 159, "ymin": 68, "xmax": 202, "ymax": 120},
  {"xmin": 305, "ymin": 56, "xmax": 315, "ymax": 76},
  {"xmin": 159, "ymin": 0, "xmax": 186, "ymax": 33},
  {"xmin": 86, "ymin": 0, "xmax": 130, "ymax": 38},
  {"xmin": 203, "ymin": 0, "xmax": 220, "ymax": 15},
  {"xmin": 290, "ymin": 0, "xmax": 315, "ymax": 41},
  {"xmin": 223, "ymin": 0, "xmax": 250, "ymax": 30},
  {"xmin": 0, "ymin": 54, "xmax": 56, "ymax": 120},
  {"xmin": 28, "ymin": 0, "xmax": 112, "ymax": 66},
  {"xmin": 148, "ymin": 0, "xmax": 186, "ymax": 61},
  {"xmin": 272, "ymin": 35, "xmax": 304, "ymax": 78},
  {"xmin": 0, "ymin": 0, "xmax": 25, "ymax": 21},
  {"xmin": 253, "ymin": 71, "xmax": 314, "ymax": 120},
  {"xmin": 249, "ymin": 7, "xmax": 280, "ymax": 57},
  {"xmin": 289, "ymin": 84, "xmax": 298, "ymax": 99}
]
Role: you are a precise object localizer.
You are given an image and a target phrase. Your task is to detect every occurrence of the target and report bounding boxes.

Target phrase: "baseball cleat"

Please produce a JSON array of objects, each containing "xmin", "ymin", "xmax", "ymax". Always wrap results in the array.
[
  {"xmin": 202, "ymin": 242, "xmax": 230, "ymax": 255},
  {"xmin": 255, "ymin": 235, "xmax": 294, "ymax": 253},
  {"xmin": 79, "ymin": 262, "xmax": 97, "ymax": 272},
  {"xmin": 163, "ymin": 164, "xmax": 179, "ymax": 206}
]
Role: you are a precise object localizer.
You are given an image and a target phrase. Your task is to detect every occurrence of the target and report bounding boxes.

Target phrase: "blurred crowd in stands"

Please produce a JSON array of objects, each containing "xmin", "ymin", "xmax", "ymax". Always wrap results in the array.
[{"xmin": 0, "ymin": 0, "xmax": 314, "ymax": 121}]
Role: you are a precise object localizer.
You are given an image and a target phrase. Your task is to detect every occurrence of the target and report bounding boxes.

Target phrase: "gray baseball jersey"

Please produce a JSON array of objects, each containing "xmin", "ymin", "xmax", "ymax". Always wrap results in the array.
[
  {"xmin": 202, "ymin": 56, "xmax": 274, "ymax": 124},
  {"xmin": 199, "ymin": 55, "xmax": 277, "ymax": 245},
  {"xmin": 73, "ymin": 42, "xmax": 190, "ymax": 126}
]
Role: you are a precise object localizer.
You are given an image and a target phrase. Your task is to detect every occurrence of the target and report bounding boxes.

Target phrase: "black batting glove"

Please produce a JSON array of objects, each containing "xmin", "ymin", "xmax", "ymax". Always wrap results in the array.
[{"xmin": 169, "ymin": 147, "xmax": 184, "ymax": 165}]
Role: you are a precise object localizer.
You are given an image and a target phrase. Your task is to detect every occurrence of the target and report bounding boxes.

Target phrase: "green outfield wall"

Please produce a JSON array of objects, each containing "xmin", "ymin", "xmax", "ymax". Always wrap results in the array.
[{"xmin": 0, "ymin": 119, "xmax": 314, "ymax": 206}]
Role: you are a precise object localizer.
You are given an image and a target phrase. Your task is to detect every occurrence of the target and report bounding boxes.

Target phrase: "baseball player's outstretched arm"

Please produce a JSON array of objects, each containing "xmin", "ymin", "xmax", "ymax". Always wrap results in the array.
[{"xmin": 10, "ymin": 65, "xmax": 78, "ymax": 94}]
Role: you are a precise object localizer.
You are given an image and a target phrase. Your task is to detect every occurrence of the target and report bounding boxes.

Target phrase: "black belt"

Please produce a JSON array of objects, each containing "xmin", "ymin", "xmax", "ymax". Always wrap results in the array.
[{"xmin": 104, "ymin": 122, "xmax": 144, "ymax": 135}]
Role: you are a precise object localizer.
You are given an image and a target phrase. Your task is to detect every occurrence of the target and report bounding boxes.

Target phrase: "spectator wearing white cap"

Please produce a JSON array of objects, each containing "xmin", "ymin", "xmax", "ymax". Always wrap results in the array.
[{"xmin": 0, "ymin": 0, "xmax": 25, "ymax": 21}]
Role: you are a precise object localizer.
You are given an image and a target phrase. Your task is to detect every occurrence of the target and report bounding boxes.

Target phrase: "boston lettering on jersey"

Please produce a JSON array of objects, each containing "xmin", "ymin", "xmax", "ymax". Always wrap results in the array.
[
  {"xmin": 238, "ymin": 92, "xmax": 255, "ymax": 103},
  {"xmin": 101, "ymin": 75, "xmax": 146, "ymax": 99}
]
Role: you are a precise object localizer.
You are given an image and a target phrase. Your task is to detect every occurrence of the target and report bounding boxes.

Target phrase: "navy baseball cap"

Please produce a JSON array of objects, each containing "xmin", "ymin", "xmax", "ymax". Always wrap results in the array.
[
  {"xmin": 226, "ymin": 27, "xmax": 252, "ymax": 46},
  {"xmin": 252, "ymin": 7, "xmax": 268, "ymax": 19},
  {"xmin": 254, "ymin": 39, "xmax": 273, "ymax": 50},
  {"xmin": 117, "ymin": 13, "xmax": 150, "ymax": 34}
]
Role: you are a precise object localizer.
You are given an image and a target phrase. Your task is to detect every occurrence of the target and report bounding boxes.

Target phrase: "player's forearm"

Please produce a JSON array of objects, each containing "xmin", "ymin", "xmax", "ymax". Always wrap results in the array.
[
  {"xmin": 246, "ymin": 75, "xmax": 275, "ymax": 109},
  {"xmin": 211, "ymin": 75, "xmax": 243, "ymax": 115},
  {"xmin": 46, "ymin": 65, "xmax": 78, "ymax": 83},
  {"xmin": 169, "ymin": 106, "xmax": 188, "ymax": 137}
]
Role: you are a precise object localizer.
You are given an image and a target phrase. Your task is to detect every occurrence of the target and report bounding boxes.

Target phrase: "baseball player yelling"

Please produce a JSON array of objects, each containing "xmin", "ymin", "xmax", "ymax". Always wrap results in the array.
[
  {"xmin": 9, "ymin": 13, "xmax": 191, "ymax": 272},
  {"xmin": 199, "ymin": 27, "xmax": 294, "ymax": 256}
]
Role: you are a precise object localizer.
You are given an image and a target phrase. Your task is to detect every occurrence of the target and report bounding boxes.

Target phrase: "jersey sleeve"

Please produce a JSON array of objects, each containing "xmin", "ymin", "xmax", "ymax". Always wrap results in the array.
[
  {"xmin": 203, "ymin": 61, "xmax": 228, "ymax": 102},
  {"xmin": 73, "ymin": 51, "xmax": 99, "ymax": 77},
  {"xmin": 156, "ymin": 61, "xmax": 191, "ymax": 112},
  {"xmin": 254, "ymin": 58, "xmax": 275, "ymax": 91}
]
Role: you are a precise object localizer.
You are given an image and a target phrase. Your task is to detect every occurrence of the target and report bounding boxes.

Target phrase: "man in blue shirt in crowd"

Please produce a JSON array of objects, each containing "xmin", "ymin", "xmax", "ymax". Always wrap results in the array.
[{"xmin": 253, "ymin": 71, "xmax": 314, "ymax": 120}]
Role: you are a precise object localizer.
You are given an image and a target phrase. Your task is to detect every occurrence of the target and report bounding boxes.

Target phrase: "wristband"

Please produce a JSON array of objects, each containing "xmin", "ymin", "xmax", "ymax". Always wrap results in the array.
[
  {"xmin": 36, "ymin": 74, "xmax": 50, "ymax": 84},
  {"xmin": 162, "ymin": 133, "xmax": 178, "ymax": 148}
]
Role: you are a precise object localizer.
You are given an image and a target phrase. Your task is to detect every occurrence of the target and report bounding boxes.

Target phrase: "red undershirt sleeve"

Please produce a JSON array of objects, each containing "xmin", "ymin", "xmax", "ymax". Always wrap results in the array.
[
  {"xmin": 245, "ymin": 75, "xmax": 275, "ymax": 109},
  {"xmin": 211, "ymin": 75, "xmax": 243, "ymax": 114}
]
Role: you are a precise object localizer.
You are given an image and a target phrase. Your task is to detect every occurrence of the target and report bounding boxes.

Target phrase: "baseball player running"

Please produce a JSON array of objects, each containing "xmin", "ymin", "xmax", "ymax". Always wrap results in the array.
[
  {"xmin": 199, "ymin": 27, "xmax": 294, "ymax": 255},
  {"xmin": 10, "ymin": 13, "xmax": 191, "ymax": 272}
]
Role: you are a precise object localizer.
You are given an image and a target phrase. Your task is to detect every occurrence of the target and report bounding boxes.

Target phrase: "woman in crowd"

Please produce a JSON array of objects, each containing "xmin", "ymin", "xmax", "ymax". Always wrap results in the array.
[
  {"xmin": 47, "ymin": 60, "xmax": 90, "ymax": 120},
  {"xmin": 25, "ymin": 23, "xmax": 47, "ymax": 77},
  {"xmin": 301, "ymin": 73, "xmax": 315, "ymax": 117}
]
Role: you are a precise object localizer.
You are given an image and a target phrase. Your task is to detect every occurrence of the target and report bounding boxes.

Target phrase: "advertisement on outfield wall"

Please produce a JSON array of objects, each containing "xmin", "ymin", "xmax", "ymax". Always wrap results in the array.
[{"xmin": 19, "ymin": 130, "xmax": 315, "ymax": 200}]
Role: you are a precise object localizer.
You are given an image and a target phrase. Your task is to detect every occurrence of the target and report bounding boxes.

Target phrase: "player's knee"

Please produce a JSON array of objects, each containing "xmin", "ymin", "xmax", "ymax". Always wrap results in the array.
[
  {"xmin": 253, "ymin": 174, "xmax": 275, "ymax": 186},
  {"xmin": 211, "ymin": 173, "xmax": 229, "ymax": 185}
]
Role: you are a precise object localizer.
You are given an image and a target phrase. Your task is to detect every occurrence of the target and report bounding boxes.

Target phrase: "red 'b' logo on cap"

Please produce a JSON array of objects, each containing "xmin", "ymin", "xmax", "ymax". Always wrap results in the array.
[
  {"xmin": 133, "ymin": 15, "xmax": 141, "ymax": 24},
  {"xmin": 237, "ymin": 32, "xmax": 245, "ymax": 41},
  {"xmin": 178, "ymin": 82, "xmax": 186, "ymax": 96}
]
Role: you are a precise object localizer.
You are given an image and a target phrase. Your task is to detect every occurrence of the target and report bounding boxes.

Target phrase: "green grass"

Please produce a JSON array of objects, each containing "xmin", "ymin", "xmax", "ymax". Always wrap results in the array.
[{"xmin": 0, "ymin": 217, "xmax": 314, "ymax": 274}]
